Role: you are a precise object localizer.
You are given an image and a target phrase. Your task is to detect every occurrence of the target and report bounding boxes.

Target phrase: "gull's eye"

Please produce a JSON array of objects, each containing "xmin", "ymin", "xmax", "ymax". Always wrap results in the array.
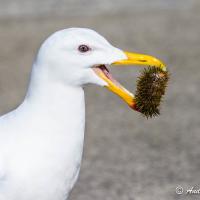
[{"xmin": 78, "ymin": 45, "xmax": 90, "ymax": 53}]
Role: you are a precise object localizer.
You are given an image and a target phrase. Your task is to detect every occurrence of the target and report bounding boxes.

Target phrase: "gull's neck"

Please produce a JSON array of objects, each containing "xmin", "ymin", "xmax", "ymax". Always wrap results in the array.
[
  {"xmin": 6, "ymin": 63, "xmax": 86, "ymax": 200},
  {"xmin": 20, "ymin": 63, "xmax": 85, "ymax": 134}
]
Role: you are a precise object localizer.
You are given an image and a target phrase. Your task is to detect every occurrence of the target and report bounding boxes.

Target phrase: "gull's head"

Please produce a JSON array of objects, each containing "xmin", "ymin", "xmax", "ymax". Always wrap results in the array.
[
  {"xmin": 36, "ymin": 28, "xmax": 127, "ymax": 86},
  {"xmin": 36, "ymin": 28, "xmax": 166, "ymax": 110}
]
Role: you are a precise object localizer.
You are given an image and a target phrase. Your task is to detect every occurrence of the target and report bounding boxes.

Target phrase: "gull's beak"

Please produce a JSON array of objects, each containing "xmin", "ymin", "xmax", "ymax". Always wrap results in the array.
[
  {"xmin": 93, "ymin": 51, "xmax": 166, "ymax": 111},
  {"xmin": 113, "ymin": 51, "xmax": 166, "ymax": 71}
]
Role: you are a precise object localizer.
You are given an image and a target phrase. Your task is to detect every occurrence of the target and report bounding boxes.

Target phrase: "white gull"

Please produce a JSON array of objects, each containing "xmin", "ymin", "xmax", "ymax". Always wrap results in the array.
[{"xmin": 0, "ymin": 28, "xmax": 165, "ymax": 200}]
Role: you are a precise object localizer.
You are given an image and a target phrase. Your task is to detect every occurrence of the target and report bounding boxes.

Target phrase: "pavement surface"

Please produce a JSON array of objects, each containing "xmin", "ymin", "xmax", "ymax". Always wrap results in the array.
[{"xmin": 0, "ymin": 1, "xmax": 200, "ymax": 200}]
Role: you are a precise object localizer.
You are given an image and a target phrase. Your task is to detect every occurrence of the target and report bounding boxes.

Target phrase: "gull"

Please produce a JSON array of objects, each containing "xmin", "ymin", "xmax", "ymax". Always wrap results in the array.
[{"xmin": 0, "ymin": 28, "xmax": 165, "ymax": 200}]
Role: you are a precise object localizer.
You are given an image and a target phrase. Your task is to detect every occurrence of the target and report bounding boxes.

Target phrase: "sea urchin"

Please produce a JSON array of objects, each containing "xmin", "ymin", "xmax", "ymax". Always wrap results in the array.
[{"xmin": 135, "ymin": 66, "xmax": 169, "ymax": 118}]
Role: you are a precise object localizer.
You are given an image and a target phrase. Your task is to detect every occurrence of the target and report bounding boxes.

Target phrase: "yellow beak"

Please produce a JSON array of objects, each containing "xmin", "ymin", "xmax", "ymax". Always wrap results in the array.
[
  {"xmin": 114, "ymin": 51, "xmax": 166, "ymax": 71},
  {"xmin": 94, "ymin": 51, "xmax": 166, "ymax": 111}
]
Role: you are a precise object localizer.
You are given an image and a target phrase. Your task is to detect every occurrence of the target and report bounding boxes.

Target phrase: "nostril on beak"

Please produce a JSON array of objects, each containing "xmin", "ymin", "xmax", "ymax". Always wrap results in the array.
[{"xmin": 138, "ymin": 59, "xmax": 147, "ymax": 62}]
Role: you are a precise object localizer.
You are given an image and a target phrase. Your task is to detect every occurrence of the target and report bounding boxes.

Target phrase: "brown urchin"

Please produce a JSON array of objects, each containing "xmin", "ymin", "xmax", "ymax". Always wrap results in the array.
[{"xmin": 134, "ymin": 66, "xmax": 169, "ymax": 118}]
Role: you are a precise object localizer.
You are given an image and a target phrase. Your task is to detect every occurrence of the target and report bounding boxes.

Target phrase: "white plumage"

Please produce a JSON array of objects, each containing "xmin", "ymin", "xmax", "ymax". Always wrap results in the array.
[{"xmin": 0, "ymin": 28, "xmax": 126, "ymax": 200}]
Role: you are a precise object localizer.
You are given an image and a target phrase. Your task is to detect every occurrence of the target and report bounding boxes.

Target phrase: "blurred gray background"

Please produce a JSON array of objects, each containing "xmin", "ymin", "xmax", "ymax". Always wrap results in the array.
[{"xmin": 0, "ymin": 0, "xmax": 200, "ymax": 200}]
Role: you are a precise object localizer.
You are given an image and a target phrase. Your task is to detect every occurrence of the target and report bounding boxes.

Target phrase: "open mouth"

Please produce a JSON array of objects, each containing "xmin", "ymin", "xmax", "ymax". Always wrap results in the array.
[
  {"xmin": 93, "ymin": 65, "xmax": 111, "ymax": 79},
  {"xmin": 93, "ymin": 65, "xmax": 125, "ymax": 89},
  {"xmin": 93, "ymin": 64, "xmax": 135, "ymax": 109},
  {"xmin": 92, "ymin": 51, "xmax": 167, "ymax": 116}
]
